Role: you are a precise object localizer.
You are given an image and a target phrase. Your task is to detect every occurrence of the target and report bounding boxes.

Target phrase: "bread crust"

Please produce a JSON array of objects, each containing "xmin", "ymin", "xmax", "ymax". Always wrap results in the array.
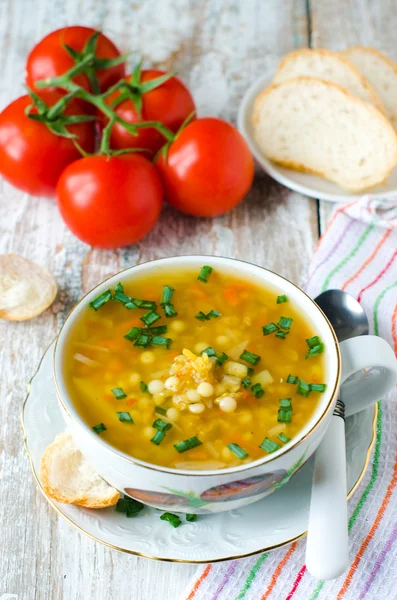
[
  {"xmin": 342, "ymin": 46, "xmax": 397, "ymax": 77},
  {"xmin": 274, "ymin": 48, "xmax": 386, "ymax": 115},
  {"xmin": 252, "ymin": 76, "xmax": 397, "ymax": 192},
  {"xmin": 40, "ymin": 432, "xmax": 120, "ymax": 509}
]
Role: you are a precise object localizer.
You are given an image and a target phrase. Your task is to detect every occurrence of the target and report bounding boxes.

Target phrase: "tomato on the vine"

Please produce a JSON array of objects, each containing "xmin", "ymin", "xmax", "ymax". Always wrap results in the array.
[
  {"xmin": 25, "ymin": 26, "xmax": 125, "ymax": 93},
  {"xmin": 0, "ymin": 91, "xmax": 95, "ymax": 197},
  {"xmin": 155, "ymin": 117, "xmax": 254, "ymax": 217},
  {"xmin": 104, "ymin": 69, "xmax": 196, "ymax": 154},
  {"xmin": 56, "ymin": 154, "xmax": 163, "ymax": 248}
]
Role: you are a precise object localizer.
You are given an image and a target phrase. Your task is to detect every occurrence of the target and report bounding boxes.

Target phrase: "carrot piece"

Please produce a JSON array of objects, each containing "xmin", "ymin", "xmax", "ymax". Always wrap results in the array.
[
  {"xmin": 110, "ymin": 360, "xmax": 124, "ymax": 372},
  {"xmin": 223, "ymin": 287, "xmax": 240, "ymax": 305},
  {"xmin": 126, "ymin": 397, "xmax": 138, "ymax": 406}
]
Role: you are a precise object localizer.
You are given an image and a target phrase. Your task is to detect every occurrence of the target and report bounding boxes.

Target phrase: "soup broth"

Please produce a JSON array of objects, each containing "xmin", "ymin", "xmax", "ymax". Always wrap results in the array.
[{"xmin": 64, "ymin": 266, "xmax": 327, "ymax": 470}]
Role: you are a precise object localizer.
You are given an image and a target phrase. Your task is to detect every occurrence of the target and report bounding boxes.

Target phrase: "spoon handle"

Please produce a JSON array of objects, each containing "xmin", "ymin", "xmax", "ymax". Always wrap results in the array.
[{"xmin": 305, "ymin": 404, "xmax": 349, "ymax": 581}]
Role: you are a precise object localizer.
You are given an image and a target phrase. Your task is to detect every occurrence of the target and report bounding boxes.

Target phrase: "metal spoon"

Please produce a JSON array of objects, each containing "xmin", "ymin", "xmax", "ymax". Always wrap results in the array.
[{"xmin": 305, "ymin": 290, "xmax": 369, "ymax": 581}]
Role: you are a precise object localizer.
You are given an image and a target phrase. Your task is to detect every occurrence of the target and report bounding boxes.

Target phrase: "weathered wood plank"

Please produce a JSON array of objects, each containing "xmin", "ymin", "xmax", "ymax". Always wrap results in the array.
[{"xmin": 0, "ymin": 1, "xmax": 314, "ymax": 599}]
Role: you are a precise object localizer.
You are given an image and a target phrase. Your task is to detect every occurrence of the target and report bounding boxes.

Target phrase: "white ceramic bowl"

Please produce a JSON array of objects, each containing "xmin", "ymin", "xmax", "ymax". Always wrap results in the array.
[{"xmin": 53, "ymin": 256, "xmax": 341, "ymax": 514}]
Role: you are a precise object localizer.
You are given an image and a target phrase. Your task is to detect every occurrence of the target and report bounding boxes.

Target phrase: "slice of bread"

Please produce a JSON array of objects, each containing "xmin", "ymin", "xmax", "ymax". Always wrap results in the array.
[
  {"xmin": 252, "ymin": 77, "xmax": 397, "ymax": 192},
  {"xmin": 342, "ymin": 46, "xmax": 397, "ymax": 130},
  {"xmin": 273, "ymin": 49, "xmax": 385, "ymax": 114},
  {"xmin": 0, "ymin": 254, "xmax": 57, "ymax": 321},
  {"xmin": 40, "ymin": 432, "xmax": 120, "ymax": 508}
]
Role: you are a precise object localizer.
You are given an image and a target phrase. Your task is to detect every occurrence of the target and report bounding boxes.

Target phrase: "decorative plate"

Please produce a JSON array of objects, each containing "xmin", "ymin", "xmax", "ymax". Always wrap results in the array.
[
  {"xmin": 22, "ymin": 342, "xmax": 376, "ymax": 563},
  {"xmin": 237, "ymin": 74, "xmax": 397, "ymax": 203}
]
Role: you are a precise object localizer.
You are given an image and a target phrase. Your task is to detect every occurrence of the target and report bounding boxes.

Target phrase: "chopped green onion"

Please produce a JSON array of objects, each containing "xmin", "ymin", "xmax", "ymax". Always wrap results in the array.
[
  {"xmin": 277, "ymin": 295, "xmax": 288, "ymax": 304},
  {"xmin": 134, "ymin": 333, "xmax": 151, "ymax": 347},
  {"xmin": 278, "ymin": 316, "xmax": 293, "ymax": 330},
  {"xmin": 286, "ymin": 374, "xmax": 298, "ymax": 384},
  {"xmin": 240, "ymin": 349, "xmax": 261, "ymax": 365},
  {"xmin": 92, "ymin": 423, "xmax": 107, "ymax": 434},
  {"xmin": 198, "ymin": 265, "xmax": 213, "ymax": 282},
  {"xmin": 174, "ymin": 436, "xmax": 202, "ymax": 453},
  {"xmin": 262, "ymin": 322, "xmax": 279, "ymax": 335},
  {"xmin": 247, "ymin": 367, "xmax": 254, "ymax": 377},
  {"xmin": 125, "ymin": 301, "xmax": 138, "ymax": 309},
  {"xmin": 306, "ymin": 344, "xmax": 325, "ymax": 359},
  {"xmin": 216, "ymin": 352, "xmax": 228, "ymax": 365},
  {"xmin": 117, "ymin": 411, "xmax": 134, "ymax": 423},
  {"xmin": 278, "ymin": 432, "xmax": 291, "ymax": 443},
  {"xmin": 241, "ymin": 377, "xmax": 251, "ymax": 389},
  {"xmin": 278, "ymin": 408, "xmax": 292, "ymax": 423},
  {"xmin": 151, "ymin": 430, "xmax": 165, "ymax": 445},
  {"xmin": 140, "ymin": 381, "xmax": 149, "ymax": 393},
  {"xmin": 186, "ymin": 514, "xmax": 197, "ymax": 522},
  {"xmin": 115, "ymin": 282, "xmax": 124, "ymax": 293},
  {"xmin": 160, "ymin": 512, "xmax": 182, "ymax": 528},
  {"xmin": 152, "ymin": 419, "xmax": 172, "ymax": 432},
  {"xmin": 259, "ymin": 437, "xmax": 280, "ymax": 453},
  {"xmin": 275, "ymin": 330, "xmax": 288, "ymax": 340},
  {"xmin": 132, "ymin": 298, "xmax": 157, "ymax": 310},
  {"xmin": 155, "ymin": 406, "xmax": 167, "ymax": 416},
  {"xmin": 114, "ymin": 291, "xmax": 132, "ymax": 305},
  {"xmin": 161, "ymin": 285, "xmax": 175, "ymax": 305},
  {"xmin": 201, "ymin": 347, "xmax": 217, "ymax": 357},
  {"xmin": 116, "ymin": 496, "xmax": 144, "ymax": 518},
  {"xmin": 310, "ymin": 383, "xmax": 327, "ymax": 393},
  {"xmin": 151, "ymin": 336, "xmax": 172, "ymax": 349},
  {"xmin": 89, "ymin": 289, "xmax": 112, "ymax": 311},
  {"xmin": 124, "ymin": 326, "xmax": 141, "ymax": 341},
  {"xmin": 195, "ymin": 311, "xmax": 207, "ymax": 321},
  {"xmin": 207, "ymin": 310, "xmax": 221, "ymax": 319},
  {"xmin": 251, "ymin": 383, "xmax": 265, "ymax": 398},
  {"xmin": 163, "ymin": 303, "xmax": 178, "ymax": 318},
  {"xmin": 111, "ymin": 387, "xmax": 127, "ymax": 400},
  {"xmin": 297, "ymin": 379, "xmax": 310, "ymax": 397},
  {"xmin": 143, "ymin": 325, "xmax": 168, "ymax": 335},
  {"xmin": 140, "ymin": 310, "xmax": 161, "ymax": 327},
  {"xmin": 228, "ymin": 443, "xmax": 249, "ymax": 459},
  {"xmin": 279, "ymin": 398, "xmax": 292, "ymax": 408},
  {"xmin": 306, "ymin": 336, "xmax": 322, "ymax": 348}
]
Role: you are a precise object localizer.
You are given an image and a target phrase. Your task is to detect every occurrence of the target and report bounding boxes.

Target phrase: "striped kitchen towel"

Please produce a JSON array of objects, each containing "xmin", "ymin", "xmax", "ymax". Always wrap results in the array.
[{"xmin": 182, "ymin": 196, "xmax": 397, "ymax": 600}]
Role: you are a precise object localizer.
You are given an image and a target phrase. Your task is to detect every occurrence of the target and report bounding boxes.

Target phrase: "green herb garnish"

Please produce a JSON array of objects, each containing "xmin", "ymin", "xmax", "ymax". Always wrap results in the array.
[
  {"xmin": 143, "ymin": 325, "xmax": 168, "ymax": 335},
  {"xmin": 140, "ymin": 310, "xmax": 161, "ymax": 327},
  {"xmin": 286, "ymin": 374, "xmax": 298, "ymax": 384},
  {"xmin": 163, "ymin": 303, "xmax": 178, "ymax": 318},
  {"xmin": 116, "ymin": 496, "xmax": 144, "ymax": 518},
  {"xmin": 132, "ymin": 298, "xmax": 157, "ymax": 310},
  {"xmin": 160, "ymin": 512, "xmax": 182, "ymax": 528},
  {"xmin": 310, "ymin": 383, "xmax": 327, "ymax": 392},
  {"xmin": 262, "ymin": 322, "xmax": 279, "ymax": 335},
  {"xmin": 124, "ymin": 326, "xmax": 141, "ymax": 341},
  {"xmin": 152, "ymin": 419, "xmax": 172, "ymax": 432},
  {"xmin": 134, "ymin": 333, "xmax": 151, "ymax": 347},
  {"xmin": 251, "ymin": 383, "xmax": 264, "ymax": 398},
  {"xmin": 174, "ymin": 436, "xmax": 202, "ymax": 453},
  {"xmin": 247, "ymin": 368, "xmax": 254, "ymax": 376},
  {"xmin": 228, "ymin": 443, "xmax": 249, "ymax": 459},
  {"xmin": 241, "ymin": 377, "xmax": 251, "ymax": 389},
  {"xmin": 259, "ymin": 437, "xmax": 280, "ymax": 453},
  {"xmin": 275, "ymin": 330, "xmax": 288, "ymax": 340},
  {"xmin": 278, "ymin": 432, "xmax": 291, "ymax": 443},
  {"xmin": 117, "ymin": 411, "xmax": 134, "ymax": 423},
  {"xmin": 114, "ymin": 291, "xmax": 133, "ymax": 305},
  {"xmin": 305, "ymin": 336, "xmax": 325, "ymax": 359},
  {"xmin": 277, "ymin": 295, "xmax": 288, "ymax": 303},
  {"xmin": 161, "ymin": 285, "xmax": 175, "ymax": 305},
  {"xmin": 140, "ymin": 381, "xmax": 149, "ymax": 393},
  {"xmin": 195, "ymin": 311, "xmax": 207, "ymax": 321},
  {"xmin": 92, "ymin": 423, "xmax": 107, "ymax": 434},
  {"xmin": 186, "ymin": 514, "xmax": 197, "ymax": 522},
  {"xmin": 111, "ymin": 387, "xmax": 127, "ymax": 400},
  {"xmin": 297, "ymin": 379, "xmax": 310, "ymax": 397},
  {"xmin": 155, "ymin": 406, "xmax": 167, "ymax": 416},
  {"xmin": 151, "ymin": 430, "xmax": 166, "ymax": 445},
  {"xmin": 278, "ymin": 316, "xmax": 293, "ymax": 330},
  {"xmin": 89, "ymin": 289, "xmax": 112, "ymax": 311},
  {"xmin": 278, "ymin": 408, "xmax": 292, "ymax": 423},
  {"xmin": 279, "ymin": 398, "xmax": 292, "ymax": 408},
  {"xmin": 239, "ymin": 349, "xmax": 261, "ymax": 365},
  {"xmin": 216, "ymin": 352, "xmax": 228, "ymax": 365},
  {"xmin": 115, "ymin": 282, "xmax": 124, "ymax": 293},
  {"xmin": 198, "ymin": 265, "xmax": 213, "ymax": 283},
  {"xmin": 201, "ymin": 347, "xmax": 217, "ymax": 357},
  {"xmin": 151, "ymin": 336, "xmax": 172, "ymax": 349},
  {"xmin": 195, "ymin": 309, "xmax": 221, "ymax": 321}
]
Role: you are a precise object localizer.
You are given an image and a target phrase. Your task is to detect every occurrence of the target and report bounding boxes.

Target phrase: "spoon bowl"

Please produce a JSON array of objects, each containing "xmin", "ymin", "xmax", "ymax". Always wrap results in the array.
[{"xmin": 315, "ymin": 289, "xmax": 369, "ymax": 341}]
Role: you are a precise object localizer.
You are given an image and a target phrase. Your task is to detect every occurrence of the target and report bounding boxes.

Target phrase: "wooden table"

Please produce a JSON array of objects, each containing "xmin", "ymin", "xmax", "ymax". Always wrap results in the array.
[{"xmin": 1, "ymin": 1, "xmax": 394, "ymax": 598}]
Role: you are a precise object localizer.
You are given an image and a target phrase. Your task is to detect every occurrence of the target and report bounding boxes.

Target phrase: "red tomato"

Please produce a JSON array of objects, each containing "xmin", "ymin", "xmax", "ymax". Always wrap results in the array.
[
  {"xmin": 156, "ymin": 118, "xmax": 254, "ymax": 217},
  {"xmin": 56, "ymin": 154, "xmax": 163, "ymax": 248},
  {"xmin": 26, "ymin": 26, "xmax": 125, "ymax": 92},
  {"xmin": 0, "ymin": 91, "xmax": 95, "ymax": 197},
  {"xmin": 104, "ymin": 70, "xmax": 196, "ymax": 154}
]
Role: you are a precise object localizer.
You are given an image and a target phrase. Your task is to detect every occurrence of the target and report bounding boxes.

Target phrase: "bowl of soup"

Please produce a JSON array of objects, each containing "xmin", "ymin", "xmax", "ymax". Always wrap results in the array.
[{"xmin": 53, "ymin": 256, "xmax": 340, "ymax": 513}]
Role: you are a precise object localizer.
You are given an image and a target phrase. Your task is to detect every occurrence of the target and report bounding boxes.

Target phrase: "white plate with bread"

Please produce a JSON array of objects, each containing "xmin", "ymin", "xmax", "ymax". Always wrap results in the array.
[{"xmin": 238, "ymin": 47, "xmax": 397, "ymax": 202}]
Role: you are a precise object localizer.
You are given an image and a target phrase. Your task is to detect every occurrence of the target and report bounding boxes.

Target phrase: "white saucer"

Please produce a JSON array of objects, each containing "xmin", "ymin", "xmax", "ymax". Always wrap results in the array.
[
  {"xmin": 237, "ymin": 73, "xmax": 397, "ymax": 203},
  {"xmin": 22, "ymin": 342, "xmax": 376, "ymax": 563}
]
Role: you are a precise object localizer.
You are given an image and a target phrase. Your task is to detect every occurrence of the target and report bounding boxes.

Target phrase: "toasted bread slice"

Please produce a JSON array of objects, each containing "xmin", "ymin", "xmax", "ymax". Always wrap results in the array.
[
  {"xmin": 0, "ymin": 254, "xmax": 57, "ymax": 321},
  {"xmin": 40, "ymin": 432, "xmax": 120, "ymax": 508},
  {"xmin": 252, "ymin": 77, "xmax": 397, "ymax": 192},
  {"xmin": 273, "ymin": 48, "xmax": 385, "ymax": 114},
  {"xmin": 342, "ymin": 46, "xmax": 397, "ymax": 130}
]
